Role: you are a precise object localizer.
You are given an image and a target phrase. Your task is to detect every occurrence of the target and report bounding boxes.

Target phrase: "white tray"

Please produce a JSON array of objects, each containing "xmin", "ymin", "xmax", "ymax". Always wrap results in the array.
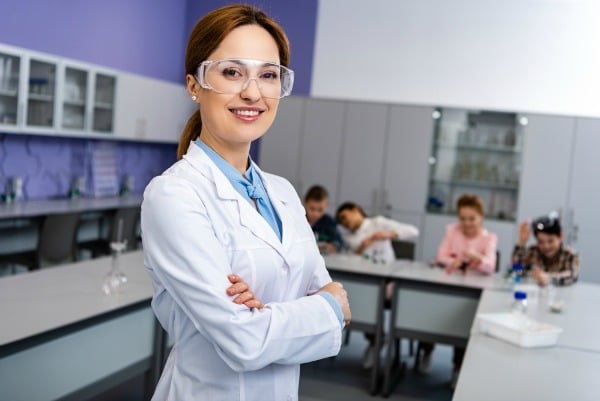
[{"xmin": 477, "ymin": 313, "xmax": 563, "ymax": 348}]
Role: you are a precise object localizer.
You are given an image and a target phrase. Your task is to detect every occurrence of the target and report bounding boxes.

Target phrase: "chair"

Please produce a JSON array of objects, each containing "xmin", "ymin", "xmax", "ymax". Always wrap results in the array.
[
  {"xmin": 0, "ymin": 212, "xmax": 80, "ymax": 271},
  {"xmin": 78, "ymin": 206, "xmax": 140, "ymax": 258},
  {"xmin": 391, "ymin": 239, "xmax": 416, "ymax": 260}
]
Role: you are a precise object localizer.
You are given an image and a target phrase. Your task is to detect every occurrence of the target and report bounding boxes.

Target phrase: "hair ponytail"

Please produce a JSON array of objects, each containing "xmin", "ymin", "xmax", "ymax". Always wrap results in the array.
[{"xmin": 177, "ymin": 110, "xmax": 202, "ymax": 160}]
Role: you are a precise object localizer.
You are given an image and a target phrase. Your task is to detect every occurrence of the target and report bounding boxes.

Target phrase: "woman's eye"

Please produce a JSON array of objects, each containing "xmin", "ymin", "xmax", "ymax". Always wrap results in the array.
[
  {"xmin": 260, "ymin": 71, "xmax": 279, "ymax": 80},
  {"xmin": 221, "ymin": 68, "xmax": 243, "ymax": 78}
]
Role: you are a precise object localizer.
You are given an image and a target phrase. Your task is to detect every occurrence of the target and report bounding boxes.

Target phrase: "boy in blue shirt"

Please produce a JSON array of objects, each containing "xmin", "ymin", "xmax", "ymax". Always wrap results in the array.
[{"xmin": 304, "ymin": 185, "xmax": 343, "ymax": 254}]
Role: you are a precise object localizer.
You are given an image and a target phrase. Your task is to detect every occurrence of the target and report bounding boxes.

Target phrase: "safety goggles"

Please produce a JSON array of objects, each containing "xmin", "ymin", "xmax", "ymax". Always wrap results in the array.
[{"xmin": 196, "ymin": 58, "xmax": 294, "ymax": 99}]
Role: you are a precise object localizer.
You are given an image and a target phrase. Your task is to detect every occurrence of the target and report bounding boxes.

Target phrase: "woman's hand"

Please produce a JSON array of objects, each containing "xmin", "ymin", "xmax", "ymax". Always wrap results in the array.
[
  {"xmin": 518, "ymin": 221, "xmax": 531, "ymax": 246},
  {"xmin": 318, "ymin": 281, "xmax": 351, "ymax": 326},
  {"xmin": 226, "ymin": 274, "xmax": 264, "ymax": 309}
]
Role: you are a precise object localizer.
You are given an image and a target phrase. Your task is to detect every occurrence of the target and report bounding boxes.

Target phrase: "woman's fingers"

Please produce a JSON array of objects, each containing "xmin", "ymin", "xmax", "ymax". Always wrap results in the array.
[
  {"xmin": 226, "ymin": 280, "xmax": 249, "ymax": 296},
  {"xmin": 226, "ymin": 274, "xmax": 264, "ymax": 309}
]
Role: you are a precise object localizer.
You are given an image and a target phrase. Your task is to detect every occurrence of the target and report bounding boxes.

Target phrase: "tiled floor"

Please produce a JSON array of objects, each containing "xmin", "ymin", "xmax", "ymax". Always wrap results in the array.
[{"xmin": 300, "ymin": 330, "xmax": 455, "ymax": 401}]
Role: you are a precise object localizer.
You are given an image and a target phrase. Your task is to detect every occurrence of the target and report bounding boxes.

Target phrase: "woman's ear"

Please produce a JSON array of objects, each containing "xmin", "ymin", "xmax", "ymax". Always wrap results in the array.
[{"xmin": 186, "ymin": 74, "xmax": 201, "ymax": 102}]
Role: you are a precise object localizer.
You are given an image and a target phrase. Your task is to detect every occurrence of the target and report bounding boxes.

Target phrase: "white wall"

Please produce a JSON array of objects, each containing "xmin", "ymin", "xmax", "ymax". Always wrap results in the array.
[{"xmin": 312, "ymin": 0, "xmax": 600, "ymax": 117}]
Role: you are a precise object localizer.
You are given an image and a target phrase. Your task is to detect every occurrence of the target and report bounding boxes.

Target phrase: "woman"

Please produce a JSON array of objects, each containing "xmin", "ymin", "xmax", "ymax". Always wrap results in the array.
[
  {"xmin": 512, "ymin": 214, "xmax": 579, "ymax": 286},
  {"xmin": 141, "ymin": 5, "xmax": 350, "ymax": 401},
  {"xmin": 420, "ymin": 194, "xmax": 497, "ymax": 388}
]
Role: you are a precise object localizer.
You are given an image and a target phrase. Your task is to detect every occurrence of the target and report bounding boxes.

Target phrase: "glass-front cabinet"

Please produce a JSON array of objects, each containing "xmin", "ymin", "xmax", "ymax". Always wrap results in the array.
[
  {"xmin": 0, "ymin": 50, "xmax": 21, "ymax": 126},
  {"xmin": 93, "ymin": 73, "xmax": 116, "ymax": 132},
  {"xmin": 27, "ymin": 58, "xmax": 57, "ymax": 128},
  {"xmin": 426, "ymin": 108, "xmax": 524, "ymax": 221},
  {"xmin": 62, "ymin": 66, "xmax": 88, "ymax": 130},
  {"xmin": 0, "ymin": 43, "xmax": 116, "ymax": 136}
]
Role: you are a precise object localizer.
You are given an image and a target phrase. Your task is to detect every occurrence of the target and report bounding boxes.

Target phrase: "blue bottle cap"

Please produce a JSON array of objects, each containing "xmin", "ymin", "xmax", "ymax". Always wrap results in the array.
[
  {"xmin": 512, "ymin": 263, "xmax": 523, "ymax": 271},
  {"xmin": 514, "ymin": 291, "xmax": 527, "ymax": 300}
]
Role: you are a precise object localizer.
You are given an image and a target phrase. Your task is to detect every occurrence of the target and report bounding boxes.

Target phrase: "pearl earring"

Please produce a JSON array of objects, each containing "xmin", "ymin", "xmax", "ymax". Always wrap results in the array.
[{"xmin": 191, "ymin": 95, "xmax": 197, "ymax": 101}]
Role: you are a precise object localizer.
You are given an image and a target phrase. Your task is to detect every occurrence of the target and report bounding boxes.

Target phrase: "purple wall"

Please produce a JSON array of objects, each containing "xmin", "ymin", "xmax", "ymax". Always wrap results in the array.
[
  {"xmin": 185, "ymin": 0, "xmax": 318, "ymax": 96},
  {"xmin": 0, "ymin": 0, "xmax": 188, "ymax": 83},
  {"xmin": 0, "ymin": 134, "xmax": 176, "ymax": 200},
  {"xmin": 0, "ymin": 0, "xmax": 318, "ymax": 90}
]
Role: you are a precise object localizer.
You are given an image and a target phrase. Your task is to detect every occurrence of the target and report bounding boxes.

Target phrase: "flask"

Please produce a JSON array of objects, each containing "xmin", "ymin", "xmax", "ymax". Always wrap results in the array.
[
  {"xmin": 101, "ymin": 219, "xmax": 128, "ymax": 295},
  {"xmin": 511, "ymin": 291, "xmax": 528, "ymax": 315}
]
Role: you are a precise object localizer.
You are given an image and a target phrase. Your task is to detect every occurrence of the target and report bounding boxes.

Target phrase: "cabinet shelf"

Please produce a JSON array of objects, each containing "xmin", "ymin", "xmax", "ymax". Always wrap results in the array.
[
  {"xmin": 436, "ymin": 143, "xmax": 521, "ymax": 154},
  {"xmin": 94, "ymin": 102, "xmax": 113, "ymax": 110},
  {"xmin": 431, "ymin": 178, "xmax": 519, "ymax": 191},
  {"xmin": 0, "ymin": 88, "xmax": 18, "ymax": 97},
  {"xmin": 63, "ymin": 99, "xmax": 86, "ymax": 107},
  {"xmin": 28, "ymin": 93, "xmax": 54, "ymax": 102}
]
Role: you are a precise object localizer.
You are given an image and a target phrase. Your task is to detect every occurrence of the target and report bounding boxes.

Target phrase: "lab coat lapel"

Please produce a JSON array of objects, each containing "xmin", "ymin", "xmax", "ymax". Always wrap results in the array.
[
  {"xmin": 252, "ymin": 163, "xmax": 295, "ymax": 254},
  {"xmin": 183, "ymin": 144, "xmax": 288, "ymax": 260}
]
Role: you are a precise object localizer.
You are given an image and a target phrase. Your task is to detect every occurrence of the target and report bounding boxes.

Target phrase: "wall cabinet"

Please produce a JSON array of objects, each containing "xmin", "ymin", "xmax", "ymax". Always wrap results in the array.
[
  {"xmin": 0, "ymin": 43, "xmax": 192, "ymax": 143},
  {"xmin": 0, "ymin": 43, "xmax": 117, "ymax": 137}
]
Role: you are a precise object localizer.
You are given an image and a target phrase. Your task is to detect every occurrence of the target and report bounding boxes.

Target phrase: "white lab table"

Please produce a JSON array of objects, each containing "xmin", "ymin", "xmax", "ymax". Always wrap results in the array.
[
  {"xmin": 453, "ymin": 280, "xmax": 600, "ymax": 401},
  {"xmin": 0, "ymin": 194, "xmax": 142, "ymax": 220},
  {"xmin": 453, "ymin": 334, "xmax": 600, "ymax": 401},
  {"xmin": 0, "ymin": 251, "xmax": 160, "ymax": 401},
  {"xmin": 323, "ymin": 254, "xmax": 509, "ymax": 396}
]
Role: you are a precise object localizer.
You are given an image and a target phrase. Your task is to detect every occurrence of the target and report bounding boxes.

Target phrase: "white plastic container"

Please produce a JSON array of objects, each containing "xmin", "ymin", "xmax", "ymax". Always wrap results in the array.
[{"xmin": 477, "ymin": 313, "xmax": 563, "ymax": 348}]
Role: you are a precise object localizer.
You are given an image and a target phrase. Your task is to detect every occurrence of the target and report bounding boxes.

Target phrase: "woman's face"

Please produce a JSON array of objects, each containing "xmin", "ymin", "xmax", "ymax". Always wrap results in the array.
[
  {"xmin": 536, "ymin": 232, "xmax": 562, "ymax": 259},
  {"xmin": 337, "ymin": 208, "xmax": 364, "ymax": 232},
  {"xmin": 188, "ymin": 24, "xmax": 281, "ymax": 148},
  {"xmin": 458, "ymin": 206, "xmax": 483, "ymax": 238}
]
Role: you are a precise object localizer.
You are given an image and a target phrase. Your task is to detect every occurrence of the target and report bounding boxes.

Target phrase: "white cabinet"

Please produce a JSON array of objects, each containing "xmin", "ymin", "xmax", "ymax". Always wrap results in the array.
[
  {"xmin": 565, "ymin": 118, "xmax": 600, "ymax": 283},
  {"xmin": 0, "ymin": 42, "xmax": 192, "ymax": 143},
  {"xmin": 517, "ymin": 114, "xmax": 576, "ymax": 222},
  {"xmin": 113, "ymin": 72, "xmax": 193, "ymax": 143},
  {"xmin": 299, "ymin": 99, "xmax": 345, "ymax": 206},
  {"xmin": 338, "ymin": 102, "xmax": 389, "ymax": 215},
  {"xmin": 0, "ymin": 43, "xmax": 118, "ymax": 138},
  {"xmin": 384, "ymin": 105, "xmax": 434, "ymax": 214},
  {"xmin": 259, "ymin": 96, "xmax": 305, "ymax": 187}
]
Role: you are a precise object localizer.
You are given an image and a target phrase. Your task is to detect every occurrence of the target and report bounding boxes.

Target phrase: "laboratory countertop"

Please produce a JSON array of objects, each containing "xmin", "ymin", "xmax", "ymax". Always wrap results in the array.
[
  {"xmin": 323, "ymin": 253, "xmax": 509, "ymax": 290},
  {"xmin": 0, "ymin": 250, "xmax": 151, "ymax": 347},
  {"xmin": 0, "ymin": 194, "xmax": 143, "ymax": 220}
]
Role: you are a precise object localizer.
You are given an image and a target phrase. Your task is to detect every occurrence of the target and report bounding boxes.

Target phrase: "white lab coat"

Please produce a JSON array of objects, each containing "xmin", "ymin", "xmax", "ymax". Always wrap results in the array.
[{"xmin": 141, "ymin": 143, "xmax": 342, "ymax": 401}]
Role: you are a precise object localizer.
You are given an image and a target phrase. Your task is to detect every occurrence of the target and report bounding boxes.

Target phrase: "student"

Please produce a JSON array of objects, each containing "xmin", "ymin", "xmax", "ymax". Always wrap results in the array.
[
  {"xmin": 512, "ymin": 214, "xmax": 579, "ymax": 286},
  {"xmin": 304, "ymin": 185, "xmax": 343, "ymax": 253},
  {"xmin": 141, "ymin": 5, "xmax": 350, "ymax": 401},
  {"xmin": 421, "ymin": 194, "xmax": 497, "ymax": 389},
  {"xmin": 336, "ymin": 201, "xmax": 418, "ymax": 368},
  {"xmin": 336, "ymin": 202, "xmax": 419, "ymax": 263}
]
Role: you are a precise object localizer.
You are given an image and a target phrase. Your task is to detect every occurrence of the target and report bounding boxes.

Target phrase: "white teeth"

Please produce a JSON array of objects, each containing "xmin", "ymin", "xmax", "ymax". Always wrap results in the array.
[{"xmin": 232, "ymin": 109, "xmax": 260, "ymax": 117}]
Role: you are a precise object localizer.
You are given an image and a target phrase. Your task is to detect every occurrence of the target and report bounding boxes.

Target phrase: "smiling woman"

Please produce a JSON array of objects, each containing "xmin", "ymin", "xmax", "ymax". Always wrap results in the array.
[{"xmin": 141, "ymin": 4, "xmax": 350, "ymax": 401}]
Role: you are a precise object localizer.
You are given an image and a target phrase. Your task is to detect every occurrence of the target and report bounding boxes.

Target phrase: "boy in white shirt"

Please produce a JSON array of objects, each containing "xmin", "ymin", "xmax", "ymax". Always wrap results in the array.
[{"xmin": 336, "ymin": 201, "xmax": 419, "ymax": 368}]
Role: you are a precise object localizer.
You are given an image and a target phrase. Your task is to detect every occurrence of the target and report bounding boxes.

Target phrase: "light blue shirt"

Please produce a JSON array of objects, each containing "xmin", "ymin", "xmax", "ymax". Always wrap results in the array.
[{"xmin": 195, "ymin": 140, "xmax": 282, "ymax": 242}]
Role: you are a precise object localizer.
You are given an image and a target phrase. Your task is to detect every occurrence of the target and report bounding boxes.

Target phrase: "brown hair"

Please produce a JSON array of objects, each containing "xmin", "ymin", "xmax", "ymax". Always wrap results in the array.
[
  {"xmin": 456, "ymin": 194, "xmax": 485, "ymax": 216},
  {"xmin": 336, "ymin": 202, "xmax": 367, "ymax": 221},
  {"xmin": 177, "ymin": 4, "xmax": 291, "ymax": 159},
  {"xmin": 304, "ymin": 185, "xmax": 329, "ymax": 202}
]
